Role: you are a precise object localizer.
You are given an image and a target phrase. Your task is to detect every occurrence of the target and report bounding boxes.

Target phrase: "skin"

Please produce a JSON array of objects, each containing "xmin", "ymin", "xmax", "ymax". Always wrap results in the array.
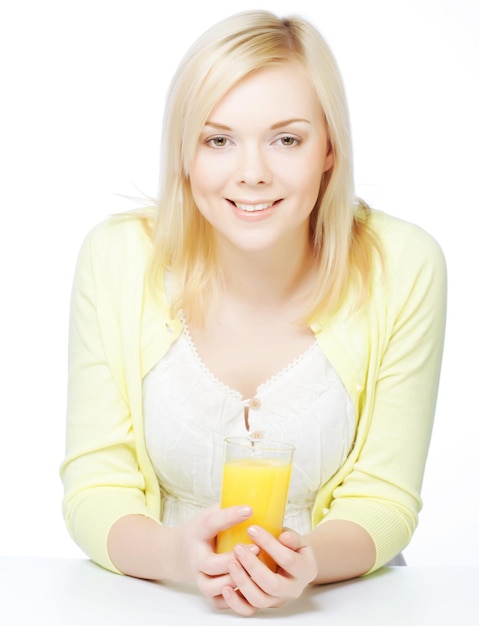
[
  {"xmin": 189, "ymin": 62, "xmax": 334, "ymax": 257},
  {"xmin": 107, "ymin": 61, "xmax": 376, "ymax": 616},
  {"xmin": 186, "ymin": 61, "xmax": 334, "ymax": 399}
]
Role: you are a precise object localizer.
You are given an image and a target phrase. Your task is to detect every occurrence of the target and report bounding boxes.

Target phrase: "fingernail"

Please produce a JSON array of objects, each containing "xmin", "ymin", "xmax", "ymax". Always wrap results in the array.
[
  {"xmin": 247, "ymin": 525, "xmax": 259, "ymax": 536},
  {"xmin": 234, "ymin": 544, "xmax": 247, "ymax": 557},
  {"xmin": 238, "ymin": 506, "xmax": 252, "ymax": 517}
]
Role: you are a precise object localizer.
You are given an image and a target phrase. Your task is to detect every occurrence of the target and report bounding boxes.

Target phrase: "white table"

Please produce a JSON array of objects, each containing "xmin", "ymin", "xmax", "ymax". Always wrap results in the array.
[{"xmin": 1, "ymin": 556, "xmax": 478, "ymax": 625}]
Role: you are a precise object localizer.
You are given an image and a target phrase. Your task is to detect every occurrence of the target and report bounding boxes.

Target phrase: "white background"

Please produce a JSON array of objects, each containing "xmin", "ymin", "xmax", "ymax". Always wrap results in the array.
[{"xmin": 1, "ymin": 0, "xmax": 478, "ymax": 566}]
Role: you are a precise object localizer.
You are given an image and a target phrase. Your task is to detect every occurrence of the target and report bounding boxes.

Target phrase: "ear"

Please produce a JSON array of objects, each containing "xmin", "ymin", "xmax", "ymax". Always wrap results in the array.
[{"xmin": 323, "ymin": 140, "xmax": 334, "ymax": 173}]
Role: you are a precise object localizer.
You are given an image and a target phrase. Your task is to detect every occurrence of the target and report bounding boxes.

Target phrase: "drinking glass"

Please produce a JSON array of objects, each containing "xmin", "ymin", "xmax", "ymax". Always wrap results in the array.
[{"xmin": 216, "ymin": 436, "xmax": 295, "ymax": 570}]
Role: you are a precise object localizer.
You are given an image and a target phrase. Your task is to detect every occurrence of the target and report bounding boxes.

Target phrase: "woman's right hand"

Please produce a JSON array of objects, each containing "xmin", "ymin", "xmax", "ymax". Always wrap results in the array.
[
  {"xmin": 170, "ymin": 504, "xmax": 258, "ymax": 604},
  {"xmin": 107, "ymin": 505, "xmax": 257, "ymax": 607}
]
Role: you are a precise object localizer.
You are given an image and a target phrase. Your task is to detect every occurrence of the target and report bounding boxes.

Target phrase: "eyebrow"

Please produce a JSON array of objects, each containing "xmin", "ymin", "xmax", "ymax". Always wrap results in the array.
[
  {"xmin": 203, "ymin": 118, "xmax": 311, "ymax": 131},
  {"xmin": 271, "ymin": 118, "xmax": 311, "ymax": 129}
]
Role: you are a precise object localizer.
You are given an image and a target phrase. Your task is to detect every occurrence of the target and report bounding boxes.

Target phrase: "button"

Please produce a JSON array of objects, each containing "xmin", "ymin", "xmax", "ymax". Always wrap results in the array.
[
  {"xmin": 249, "ymin": 397, "xmax": 261, "ymax": 410},
  {"xmin": 250, "ymin": 430, "xmax": 264, "ymax": 439}
]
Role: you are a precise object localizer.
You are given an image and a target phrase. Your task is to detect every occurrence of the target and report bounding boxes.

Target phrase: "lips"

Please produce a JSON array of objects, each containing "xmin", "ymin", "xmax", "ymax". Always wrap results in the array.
[{"xmin": 230, "ymin": 200, "xmax": 278, "ymax": 212}]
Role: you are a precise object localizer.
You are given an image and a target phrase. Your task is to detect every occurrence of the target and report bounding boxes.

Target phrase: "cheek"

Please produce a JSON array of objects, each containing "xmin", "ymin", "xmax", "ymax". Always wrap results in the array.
[
  {"xmin": 299, "ymin": 147, "xmax": 328, "ymax": 194},
  {"xmin": 279, "ymin": 140, "xmax": 325, "ymax": 175},
  {"xmin": 280, "ymin": 158, "xmax": 322, "ymax": 200},
  {"xmin": 190, "ymin": 155, "xmax": 228, "ymax": 198},
  {"xmin": 189, "ymin": 158, "xmax": 206, "ymax": 195}
]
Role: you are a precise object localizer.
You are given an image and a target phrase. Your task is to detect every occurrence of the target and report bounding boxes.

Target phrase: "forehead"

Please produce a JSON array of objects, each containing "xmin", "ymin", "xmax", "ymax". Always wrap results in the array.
[{"xmin": 206, "ymin": 62, "xmax": 323, "ymax": 127}]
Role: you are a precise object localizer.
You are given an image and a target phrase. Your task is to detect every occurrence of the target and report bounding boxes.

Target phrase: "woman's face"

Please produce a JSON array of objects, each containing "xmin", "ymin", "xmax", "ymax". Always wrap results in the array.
[{"xmin": 189, "ymin": 61, "xmax": 334, "ymax": 256}]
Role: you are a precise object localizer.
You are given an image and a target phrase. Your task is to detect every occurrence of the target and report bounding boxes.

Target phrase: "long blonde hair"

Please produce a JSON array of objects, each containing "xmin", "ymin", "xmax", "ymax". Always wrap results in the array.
[{"xmin": 150, "ymin": 10, "xmax": 381, "ymax": 323}]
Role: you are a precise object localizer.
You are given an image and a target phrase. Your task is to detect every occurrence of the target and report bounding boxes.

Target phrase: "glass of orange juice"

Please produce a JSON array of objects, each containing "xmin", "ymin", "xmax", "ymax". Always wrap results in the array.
[{"xmin": 216, "ymin": 436, "xmax": 295, "ymax": 570}]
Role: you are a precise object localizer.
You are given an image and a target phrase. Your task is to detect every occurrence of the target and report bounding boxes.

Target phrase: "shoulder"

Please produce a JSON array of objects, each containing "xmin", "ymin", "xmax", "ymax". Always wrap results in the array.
[
  {"xmin": 76, "ymin": 209, "xmax": 155, "ymax": 273},
  {"xmin": 369, "ymin": 209, "xmax": 445, "ymax": 261},
  {"xmin": 369, "ymin": 209, "xmax": 446, "ymax": 278},
  {"xmin": 82, "ymin": 209, "xmax": 154, "ymax": 255},
  {"xmin": 71, "ymin": 209, "xmax": 156, "ymax": 304},
  {"xmin": 365, "ymin": 210, "xmax": 447, "ymax": 321}
]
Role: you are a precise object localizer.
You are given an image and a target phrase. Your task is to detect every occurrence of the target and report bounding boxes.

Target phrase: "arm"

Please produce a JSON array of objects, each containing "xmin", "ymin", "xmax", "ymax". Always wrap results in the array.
[
  {"xmin": 107, "ymin": 515, "xmax": 182, "ymax": 581},
  {"xmin": 106, "ymin": 508, "xmax": 258, "ymax": 586},
  {"xmin": 218, "ymin": 222, "xmax": 447, "ymax": 613},
  {"xmin": 60, "ymin": 220, "xmax": 157, "ymax": 573},
  {"xmin": 305, "ymin": 520, "xmax": 375, "ymax": 583},
  {"xmin": 319, "ymin": 221, "xmax": 448, "ymax": 573},
  {"xmin": 60, "ymin": 219, "xmax": 256, "ymax": 604}
]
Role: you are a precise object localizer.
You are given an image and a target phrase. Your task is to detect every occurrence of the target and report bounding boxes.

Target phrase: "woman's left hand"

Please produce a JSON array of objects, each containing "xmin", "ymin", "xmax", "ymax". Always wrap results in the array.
[{"xmin": 218, "ymin": 526, "xmax": 318, "ymax": 616}]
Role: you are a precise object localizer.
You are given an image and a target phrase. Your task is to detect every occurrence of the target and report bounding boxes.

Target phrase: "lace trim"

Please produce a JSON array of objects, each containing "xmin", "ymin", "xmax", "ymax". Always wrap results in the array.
[
  {"xmin": 257, "ymin": 341, "xmax": 318, "ymax": 394},
  {"xmin": 179, "ymin": 312, "xmax": 243, "ymax": 400},
  {"xmin": 179, "ymin": 311, "xmax": 318, "ymax": 402}
]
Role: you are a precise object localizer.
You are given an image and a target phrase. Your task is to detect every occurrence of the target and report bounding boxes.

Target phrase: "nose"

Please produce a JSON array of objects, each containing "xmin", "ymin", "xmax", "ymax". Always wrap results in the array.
[{"xmin": 236, "ymin": 144, "xmax": 272, "ymax": 186}]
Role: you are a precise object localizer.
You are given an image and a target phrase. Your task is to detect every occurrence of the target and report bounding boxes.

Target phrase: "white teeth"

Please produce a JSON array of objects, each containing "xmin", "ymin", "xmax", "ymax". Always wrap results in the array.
[{"xmin": 235, "ymin": 202, "xmax": 274, "ymax": 212}]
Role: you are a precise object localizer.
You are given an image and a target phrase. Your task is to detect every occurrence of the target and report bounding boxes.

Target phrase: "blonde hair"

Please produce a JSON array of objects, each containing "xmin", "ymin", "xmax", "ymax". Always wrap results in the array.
[{"xmin": 150, "ymin": 10, "xmax": 381, "ymax": 322}]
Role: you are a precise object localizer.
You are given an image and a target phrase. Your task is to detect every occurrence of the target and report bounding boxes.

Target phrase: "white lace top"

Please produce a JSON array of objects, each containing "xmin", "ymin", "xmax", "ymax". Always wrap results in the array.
[{"xmin": 143, "ymin": 326, "xmax": 356, "ymax": 534}]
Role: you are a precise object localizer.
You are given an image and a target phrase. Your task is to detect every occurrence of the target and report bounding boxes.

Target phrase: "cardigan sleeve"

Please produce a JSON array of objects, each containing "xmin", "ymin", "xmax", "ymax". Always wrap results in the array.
[
  {"xmin": 319, "ymin": 217, "xmax": 447, "ymax": 571},
  {"xmin": 60, "ymin": 219, "xmax": 159, "ymax": 573}
]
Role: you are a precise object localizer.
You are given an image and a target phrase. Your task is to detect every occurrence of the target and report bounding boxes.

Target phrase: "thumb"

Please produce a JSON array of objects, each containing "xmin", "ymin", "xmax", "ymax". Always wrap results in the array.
[{"xmin": 208, "ymin": 505, "xmax": 254, "ymax": 536}]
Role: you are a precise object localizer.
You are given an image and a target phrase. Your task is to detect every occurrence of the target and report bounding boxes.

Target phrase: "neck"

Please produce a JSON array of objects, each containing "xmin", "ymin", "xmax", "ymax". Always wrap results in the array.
[{"xmin": 214, "ymin": 236, "xmax": 315, "ymax": 309}]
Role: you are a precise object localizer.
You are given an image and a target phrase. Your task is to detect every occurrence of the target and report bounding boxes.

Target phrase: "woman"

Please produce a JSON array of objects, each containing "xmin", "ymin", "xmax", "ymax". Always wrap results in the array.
[{"xmin": 61, "ymin": 10, "xmax": 447, "ymax": 616}]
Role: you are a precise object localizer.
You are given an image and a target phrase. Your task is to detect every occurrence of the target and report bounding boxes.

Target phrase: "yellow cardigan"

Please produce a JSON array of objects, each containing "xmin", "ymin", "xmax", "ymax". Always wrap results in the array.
[{"xmin": 61, "ymin": 209, "xmax": 447, "ymax": 575}]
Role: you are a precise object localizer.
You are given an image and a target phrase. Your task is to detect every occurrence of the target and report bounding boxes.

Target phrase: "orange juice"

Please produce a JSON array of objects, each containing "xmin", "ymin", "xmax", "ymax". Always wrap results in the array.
[{"xmin": 216, "ymin": 456, "xmax": 292, "ymax": 570}]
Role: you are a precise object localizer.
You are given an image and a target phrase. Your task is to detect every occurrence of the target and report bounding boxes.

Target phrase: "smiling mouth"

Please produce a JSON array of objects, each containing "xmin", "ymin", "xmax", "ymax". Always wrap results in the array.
[{"xmin": 230, "ymin": 200, "xmax": 279, "ymax": 212}]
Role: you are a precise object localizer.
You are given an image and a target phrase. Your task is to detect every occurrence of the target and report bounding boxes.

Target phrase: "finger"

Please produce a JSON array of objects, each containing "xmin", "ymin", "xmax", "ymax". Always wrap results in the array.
[
  {"xmin": 278, "ymin": 529, "xmax": 302, "ymax": 550},
  {"xmin": 247, "ymin": 524, "xmax": 288, "ymax": 562},
  {"xmin": 197, "ymin": 571, "xmax": 234, "ymax": 597},
  {"xmin": 221, "ymin": 585, "xmax": 258, "ymax": 617},
  {"xmin": 250, "ymin": 527, "xmax": 318, "ymax": 589},
  {"xmin": 211, "ymin": 594, "xmax": 230, "ymax": 611},
  {"xmin": 246, "ymin": 526, "xmax": 302, "ymax": 579},
  {"xmin": 201, "ymin": 551, "xmax": 238, "ymax": 577},
  {"xmin": 227, "ymin": 556, "xmax": 272, "ymax": 609},
  {"xmin": 233, "ymin": 544, "xmax": 277, "ymax": 595},
  {"xmin": 200, "ymin": 543, "xmax": 260, "ymax": 577},
  {"xmin": 201, "ymin": 505, "xmax": 253, "ymax": 540}
]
